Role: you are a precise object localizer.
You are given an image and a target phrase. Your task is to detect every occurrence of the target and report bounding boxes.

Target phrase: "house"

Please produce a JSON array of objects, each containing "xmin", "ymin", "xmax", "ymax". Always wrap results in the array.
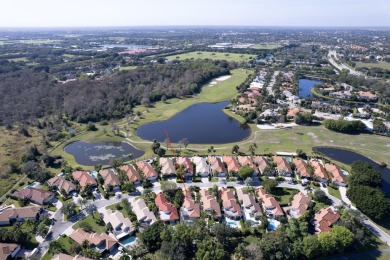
[
  {"xmin": 101, "ymin": 209, "xmax": 134, "ymax": 239},
  {"xmin": 241, "ymin": 193, "xmax": 262, "ymax": 220},
  {"xmin": 0, "ymin": 206, "xmax": 42, "ymax": 226},
  {"xmin": 287, "ymin": 108, "xmax": 300, "ymax": 120},
  {"xmin": 181, "ymin": 190, "xmax": 201, "ymax": 221},
  {"xmin": 200, "ymin": 189, "xmax": 221, "ymax": 219},
  {"xmin": 155, "ymin": 192, "xmax": 179, "ymax": 223},
  {"xmin": 159, "ymin": 158, "xmax": 176, "ymax": 177},
  {"xmin": 357, "ymin": 91, "xmax": 377, "ymax": 101},
  {"xmin": 52, "ymin": 254, "xmax": 92, "ymax": 260},
  {"xmin": 257, "ymin": 188, "xmax": 284, "ymax": 219},
  {"xmin": 293, "ymin": 158, "xmax": 311, "ymax": 178},
  {"xmin": 192, "ymin": 156, "xmax": 210, "ymax": 177},
  {"xmin": 70, "ymin": 229, "xmax": 117, "ymax": 253},
  {"xmin": 237, "ymin": 156, "xmax": 258, "ymax": 176},
  {"xmin": 289, "ymin": 192, "xmax": 311, "ymax": 218},
  {"xmin": 220, "ymin": 188, "xmax": 242, "ymax": 220},
  {"xmin": 118, "ymin": 165, "xmax": 141, "ymax": 184},
  {"xmin": 0, "ymin": 243, "xmax": 21, "ymax": 259},
  {"xmin": 99, "ymin": 169, "xmax": 121, "ymax": 191},
  {"xmin": 253, "ymin": 156, "xmax": 272, "ymax": 175},
  {"xmin": 314, "ymin": 207, "xmax": 340, "ymax": 233},
  {"xmin": 222, "ymin": 156, "xmax": 240, "ymax": 174},
  {"xmin": 131, "ymin": 198, "xmax": 156, "ymax": 225},
  {"xmin": 325, "ymin": 163, "xmax": 347, "ymax": 186},
  {"xmin": 11, "ymin": 188, "xmax": 54, "ymax": 205},
  {"xmin": 208, "ymin": 156, "xmax": 227, "ymax": 177},
  {"xmin": 72, "ymin": 171, "xmax": 97, "ymax": 188},
  {"xmin": 236, "ymin": 188, "xmax": 245, "ymax": 203},
  {"xmin": 176, "ymin": 157, "xmax": 194, "ymax": 178},
  {"xmin": 136, "ymin": 161, "xmax": 158, "ymax": 181},
  {"xmin": 273, "ymin": 156, "xmax": 292, "ymax": 176},
  {"xmin": 47, "ymin": 176, "xmax": 77, "ymax": 196},
  {"xmin": 309, "ymin": 160, "xmax": 328, "ymax": 182}
]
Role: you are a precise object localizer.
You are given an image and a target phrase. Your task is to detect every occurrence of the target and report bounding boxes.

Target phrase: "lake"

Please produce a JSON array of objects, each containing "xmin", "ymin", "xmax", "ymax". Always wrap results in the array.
[
  {"xmin": 64, "ymin": 141, "xmax": 145, "ymax": 166},
  {"xmin": 299, "ymin": 79, "xmax": 323, "ymax": 99},
  {"xmin": 102, "ymin": 44, "xmax": 150, "ymax": 50},
  {"xmin": 313, "ymin": 147, "xmax": 390, "ymax": 197},
  {"xmin": 136, "ymin": 101, "xmax": 251, "ymax": 144}
]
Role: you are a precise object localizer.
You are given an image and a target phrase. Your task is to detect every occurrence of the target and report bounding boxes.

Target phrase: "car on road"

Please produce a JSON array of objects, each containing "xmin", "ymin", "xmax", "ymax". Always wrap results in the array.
[{"xmin": 321, "ymin": 183, "xmax": 327, "ymax": 188}]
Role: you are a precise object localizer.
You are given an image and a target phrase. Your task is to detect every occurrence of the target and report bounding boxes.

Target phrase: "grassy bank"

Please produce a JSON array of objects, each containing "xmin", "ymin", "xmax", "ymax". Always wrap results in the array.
[{"xmin": 165, "ymin": 52, "xmax": 255, "ymax": 62}]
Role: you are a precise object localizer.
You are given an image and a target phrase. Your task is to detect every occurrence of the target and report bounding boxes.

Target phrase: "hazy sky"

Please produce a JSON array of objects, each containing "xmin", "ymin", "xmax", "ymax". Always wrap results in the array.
[{"xmin": 1, "ymin": 0, "xmax": 389, "ymax": 27}]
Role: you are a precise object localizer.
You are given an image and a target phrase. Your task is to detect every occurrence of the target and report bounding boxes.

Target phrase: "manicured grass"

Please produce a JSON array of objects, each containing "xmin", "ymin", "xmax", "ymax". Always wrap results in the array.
[
  {"xmin": 17, "ymin": 39, "xmax": 61, "ymax": 44},
  {"xmin": 106, "ymin": 201, "xmax": 132, "ymax": 219},
  {"xmin": 377, "ymin": 252, "xmax": 390, "ymax": 260},
  {"xmin": 165, "ymin": 51, "xmax": 255, "ymax": 63},
  {"xmin": 117, "ymin": 65, "xmax": 137, "ymax": 71},
  {"xmin": 356, "ymin": 61, "xmax": 390, "ymax": 70},
  {"xmin": 270, "ymin": 187, "xmax": 299, "ymax": 206},
  {"xmin": 72, "ymin": 212, "xmax": 107, "ymax": 234},
  {"xmin": 7, "ymin": 57, "xmax": 28, "ymax": 62},
  {"xmin": 327, "ymin": 186, "xmax": 342, "ymax": 200},
  {"xmin": 210, "ymin": 178, "xmax": 219, "ymax": 183},
  {"xmin": 252, "ymin": 44, "xmax": 280, "ymax": 50},
  {"xmin": 42, "ymin": 235, "xmax": 79, "ymax": 260}
]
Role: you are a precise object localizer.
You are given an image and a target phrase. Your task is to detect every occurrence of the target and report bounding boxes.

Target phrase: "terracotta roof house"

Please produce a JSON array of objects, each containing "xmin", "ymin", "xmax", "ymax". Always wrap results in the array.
[
  {"xmin": 0, "ymin": 243, "xmax": 21, "ymax": 260},
  {"xmin": 72, "ymin": 171, "xmax": 97, "ymax": 188},
  {"xmin": 257, "ymin": 188, "xmax": 284, "ymax": 219},
  {"xmin": 287, "ymin": 108, "xmax": 300, "ymax": 120},
  {"xmin": 159, "ymin": 158, "xmax": 176, "ymax": 177},
  {"xmin": 222, "ymin": 156, "xmax": 240, "ymax": 174},
  {"xmin": 47, "ymin": 176, "xmax": 77, "ymax": 196},
  {"xmin": 309, "ymin": 160, "xmax": 328, "ymax": 182},
  {"xmin": 12, "ymin": 188, "xmax": 54, "ymax": 205},
  {"xmin": 70, "ymin": 229, "xmax": 117, "ymax": 253},
  {"xmin": 155, "ymin": 192, "xmax": 179, "ymax": 223},
  {"xmin": 192, "ymin": 156, "xmax": 210, "ymax": 177},
  {"xmin": 289, "ymin": 192, "xmax": 311, "ymax": 218},
  {"xmin": 220, "ymin": 188, "xmax": 242, "ymax": 220},
  {"xmin": 118, "ymin": 165, "xmax": 141, "ymax": 184},
  {"xmin": 242, "ymin": 194, "xmax": 262, "ymax": 220},
  {"xmin": 357, "ymin": 91, "xmax": 377, "ymax": 101},
  {"xmin": 181, "ymin": 190, "xmax": 201, "ymax": 221},
  {"xmin": 237, "ymin": 156, "xmax": 258, "ymax": 175},
  {"xmin": 236, "ymin": 188, "xmax": 245, "ymax": 203},
  {"xmin": 52, "ymin": 254, "xmax": 92, "ymax": 260},
  {"xmin": 0, "ymin": 206, "xmax": 42, "ymax": 226},
  {"xmin": 131, "ymin": 198, "xmax": 156, "ymax": 225},
  {"xmin": 314, "ymin": 207, "xmax": 340, "ymax": 233},
  {"xmin": 273, "ymin": 156, "xmax": 292, "ymax": 176},
  {"xmin": 101, "ymin": 209, "xmax": 134, "ymax": 239},
  {"xmin": 325, "ymin": 163, "xmax": 347, "ymax": 186},
  {"xmin": 177, "ymin": 157, "xmax": 194, "ymax": 177},
  {"xmin": 253, "ymin": 156, "xmax": 273, "ymax": 175},
  {"xmin": 200, "ymin": 189, "xmax": 221, "ymax": 219},
  {"xmin": 135, "ymin": 161, "xmax": 158, "ymax": 181},
  {"xmin": 293, "ymin": 158, "xmax": 311, "ymax": 178},
  {"xmin": 99, "ymin": 169, "xmax": 121, "ymax": 190},
  {"xmin": 208, "ymin": 156, "xmax": 227, "ymax": 177}
]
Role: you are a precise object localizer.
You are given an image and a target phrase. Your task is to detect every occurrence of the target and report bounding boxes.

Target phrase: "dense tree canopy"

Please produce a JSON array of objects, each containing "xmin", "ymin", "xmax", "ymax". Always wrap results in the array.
[
  {"xmin": 323, "ymin": 119, "xmax": 366, "ymax": 134},
  {"xmin": 349, "ymin": 161, "xmax": 382, "ymax": 188}
]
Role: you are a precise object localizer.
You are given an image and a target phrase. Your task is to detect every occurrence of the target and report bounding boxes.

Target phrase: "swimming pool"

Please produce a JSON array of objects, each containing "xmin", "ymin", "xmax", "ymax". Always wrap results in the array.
[
  {"xmin": 268, "ymin": 219, "xmax": 280, "ymax": 231},
  {"xmin": 120, "ymin": 235, "xmax": 136, "ymax": 246},
  {"xmin": 90, "ymin": 171, "xmax": 98, "ymax": 179},
  {"xmin": 226, "ymin": 221, "xmax": 239, "ymax": 228},
  {"xmin": 27, "ymin": 182, "xmax": 37, "ymax": 188}
]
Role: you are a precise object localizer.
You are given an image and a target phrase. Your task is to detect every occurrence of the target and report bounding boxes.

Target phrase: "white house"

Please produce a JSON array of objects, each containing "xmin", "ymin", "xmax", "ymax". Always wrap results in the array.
[
  {"xmin": 192, "ymin": 156, "xmax": 210, "ymax": 177},
  {"xmin": 101, "ymin": 209, "xmax": 134, "ymax": 239},
  {"xmin": 131, "ymin": 198, "xmax": 156, "ymax": 225}
]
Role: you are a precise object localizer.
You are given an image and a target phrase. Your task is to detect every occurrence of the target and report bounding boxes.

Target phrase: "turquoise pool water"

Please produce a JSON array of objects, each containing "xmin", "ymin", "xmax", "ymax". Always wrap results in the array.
[
  {"xmin": 27, "ymin": 182, "xmax": 37, "ymax": 188},
  {"xmin": 268, "ymin": 220, "xmax": 279, "ymax": 230},
  {"xmin": 120, "ymin": 236, "xmax": 136, "ymax": 245},
  {"xmin": 91, "ymin": 171, "xmax": 98, "ymax": 179}
]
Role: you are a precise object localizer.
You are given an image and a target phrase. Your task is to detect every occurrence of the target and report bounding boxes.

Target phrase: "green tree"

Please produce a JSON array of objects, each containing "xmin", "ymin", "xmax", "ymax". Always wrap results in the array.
[
  {"xmin": 259, "ymin": 229, "xmax": 291, "ymax": 259},
  {"xmin": 331, "ymin": 225, "xmax": 354, "ymax": 252},
  {"xmin": 140, "ymin": 221, "xmax": 165, "ymax": 252},
  {"xmin": 195, "ymin": 238, "xmax": 226, "ymax": 260},
  {"xmin": 349, "ymin": 161, "xmax": 382, "ymax": 188},
  {"xmin": 262, "ymin": 178, "xmax": 278, "ymax": 193},
  {"xmin": 238, "ymin": 165, "xmax": 254, "ymax": 180},
  {"xmin": 49, "ymin": 240, "xmax": 63, "ymax": 254},
  {"xmin": 61, "ymin": 201, "xmax": 77, "ymax": 217},
  {"xmin": 303, "ymin": 235, "xmax": 321, "ymax": 259},
  {"xmin": 232, "ymin": 145, "xmax": 240, "ymax": 154}
]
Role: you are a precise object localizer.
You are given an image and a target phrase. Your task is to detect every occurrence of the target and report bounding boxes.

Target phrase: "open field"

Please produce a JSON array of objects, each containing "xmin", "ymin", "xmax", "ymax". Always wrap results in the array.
[
  {"xmin": 356, "ymin": 61, "xmax": 390, "ymax": 70},
  {"xmin": 7, "ymin": 57, "xmax": 28, "ymax": 62},
  {"xmin": 117, "ymin": 65, "xmax": 137, "ymax": 71},
  {"xmin": 17, "ymin": 39, "xmax": 61, "ymax": 44},
  {"xmin": 252, "ymin": 44, "xmax": 280, "ymax": 50},
  {"xmin": 165, "ymin": 51, "xmax": 255, "ymax": 62}
]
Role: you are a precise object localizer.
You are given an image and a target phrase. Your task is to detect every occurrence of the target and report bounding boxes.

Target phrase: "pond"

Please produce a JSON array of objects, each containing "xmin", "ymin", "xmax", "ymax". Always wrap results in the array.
[
  {"xmin": 299, "ymin": 79, "xmax": 323, "ymax": 99},
  {"xmin": 102, "ymin": 44, "xmax": 151, "ymax": 50},
  {"xmin": 136, "ymin": 101, "xmax": 251, "ymax": 144},
  {"xmin": 64, "ymin": 141, "xmax": 145, "ymax": 166},
  {"xmin": 313, "ymin": 147, "xmax": 390, "ymax": 197}
]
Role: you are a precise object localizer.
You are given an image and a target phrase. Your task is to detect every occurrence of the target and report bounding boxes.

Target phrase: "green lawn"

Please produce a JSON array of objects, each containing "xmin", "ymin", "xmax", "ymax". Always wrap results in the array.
[
  {"xmin": 327, "ymin": 186, "xmax": 342, "ymax": 200},
  {"xmin": 106, "ymin": 201, "xmax": 132, "ymax": 219},
  {"xmin": 7, "ymin": 57, "xmax": 28, "ymax": 62},
  {"xmin": 72, "ymin": 212, "xmax": 107, "ymax": 234},
  {"xmin": 270, "ymin": 187, "xmax": 299, "ymax": 206},
  {"xmin": 252, "ymin": 44, "xmax": 280, "ymax": 50},
  {"xmin": 117, "ymin": 65, "xmax": 137, "ymax": 71},
  {"xmin": 17, "ymin": 39, "xmax": 61, "ymax": 44},
  {"xmin": 210, "ymin": 178, "xmax": 219, "ymax": 183},
  {"xmin": 42, "ymin": 235, "xmax": 78, "ymax": 260},
  {"xmin": 166, "ymin": 51, "xmax": 255, "ymax": 62},
  {"xmin": 356, "ymin": 61, "xmax": 390, "ymax": 70}
]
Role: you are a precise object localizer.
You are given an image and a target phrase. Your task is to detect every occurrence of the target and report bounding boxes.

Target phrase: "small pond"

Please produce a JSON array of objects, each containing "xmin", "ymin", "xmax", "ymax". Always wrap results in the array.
[
  {"xmin": 136, "ymin": 101, "xmax": 251, "ymax": 144},
  {"xmin": 313, "ymin": 147, "xmax": 390, "ymax": 197},
  {"xmin": 64, "ymin": 141, "xmax": 145, "ymax": 166},
  {"xmin": 299, "ymin": 79, "xmax": 323, "ymax": 99}
]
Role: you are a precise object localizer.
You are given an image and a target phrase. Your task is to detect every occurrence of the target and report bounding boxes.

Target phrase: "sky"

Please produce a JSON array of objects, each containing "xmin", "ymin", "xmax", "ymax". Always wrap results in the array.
[{"xmin": 0, "ymin": 0, "xmax": 389, "ymax": 27}]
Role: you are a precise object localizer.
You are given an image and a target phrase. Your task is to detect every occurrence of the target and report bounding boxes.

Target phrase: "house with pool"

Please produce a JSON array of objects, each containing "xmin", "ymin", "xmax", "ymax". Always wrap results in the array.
[
  {"xmin": 192, "ymin": 156, "xmax": 210, "ymax": 177},
  {"xmin": 289, "ymin": 192, "xmax": 311, "ymax": 219},
  {"xmin": 47, "ymin": 176, "xmax": 77, "ymax": 197},
  {"xmin": 256, "ymin": 188, "xmax": 284, "ymax": 219},
  {"xmin": 101, "ymin": 209, "xmax": 135, "ymax": 239},
  {"xmin": 70, "ymin": 228, "xmax": 118, "ymax": 253},
  {"xmin": 200, "ymin": 189, "xmax": 221, "ymax": 219},
  {"xmin": 221, "ymin": 188, "xmax": 242, "ymax": 220},
  {"xmin": 241, "ymin": 193, "xmax": 262, "ymax": 223},
  {"xmin": 131, "ymin": 198, "xmax": 156, "ymax": 225},
  {"xmin": 180, "ymin": 190, "xmax": 201, "ymax": 222}
]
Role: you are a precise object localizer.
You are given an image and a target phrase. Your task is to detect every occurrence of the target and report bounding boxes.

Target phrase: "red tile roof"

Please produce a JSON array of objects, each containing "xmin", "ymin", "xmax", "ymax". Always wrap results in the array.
[
  {"xmin": 12, "ymin": 188, "xmax": 53, "ymax": 205},
  {"xmin": 222, "ymin": 156, "xmax": 240, "ymax": 172},
  {"xmin": 314, "ymin": 207, "xmax": 340, "ymax": 232},
  {"xmin": 155, "ymin": 193, "xmax": 179, "ymax": 221},
  {"xmin": 119, "ymin": 165, "xmax": 141, "ymax": 183},
  {"xmin": 72, "ymin": 171, "xmax": 97, "ymax": 187},
  {"xmin": 293, "ymin": 158, "xmax": 310, "ymax": 178},
  {"xmin": 325, "ymin": 163, "xmax": 346, "ymax": 184},
  {"xmin": 136, "ymin": 161, "xmax": 157, "ymax": 178}
]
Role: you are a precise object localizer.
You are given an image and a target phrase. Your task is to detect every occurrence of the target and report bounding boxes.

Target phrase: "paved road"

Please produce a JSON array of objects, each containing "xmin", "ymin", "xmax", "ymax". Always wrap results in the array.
[{"xmin": 328, "ymin": 50, "xmax": 364, "ymax": 77}]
